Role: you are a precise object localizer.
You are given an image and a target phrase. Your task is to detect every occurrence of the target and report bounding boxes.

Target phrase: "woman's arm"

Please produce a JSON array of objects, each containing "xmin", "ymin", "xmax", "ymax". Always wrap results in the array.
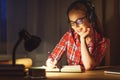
[
  {"xmin": 80, "ymin": 37, "xmax": 96, "ymax": 70},
  {"xmin": 46, "ymin": 32, "xmax": 69, "ymax": 68},
  {"xmin": 79, "ymin": 28, "xmax": 96, "ymax": 70}
]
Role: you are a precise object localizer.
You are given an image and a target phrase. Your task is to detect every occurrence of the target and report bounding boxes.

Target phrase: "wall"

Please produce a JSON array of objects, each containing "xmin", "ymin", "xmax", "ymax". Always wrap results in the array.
[
  {"xmin": 104, "ymin": 0, "xmax": 120, "ymax": 65},
  {"xmin": 0, "ymin": 0, "xmax": 7, "ymax": 54}
]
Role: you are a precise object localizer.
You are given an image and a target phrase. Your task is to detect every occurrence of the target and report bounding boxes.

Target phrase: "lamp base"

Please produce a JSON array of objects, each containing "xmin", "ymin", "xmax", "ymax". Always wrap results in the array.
[{"xmin": 0, "ymin": 64, "xmax": 25, "ymax": 76}]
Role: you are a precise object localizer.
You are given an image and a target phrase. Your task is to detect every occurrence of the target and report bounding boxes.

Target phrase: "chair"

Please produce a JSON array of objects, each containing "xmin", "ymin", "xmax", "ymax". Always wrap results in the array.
[{"xmin": 105, "ymin": 39, "xmax": 110, "ymax": 66}]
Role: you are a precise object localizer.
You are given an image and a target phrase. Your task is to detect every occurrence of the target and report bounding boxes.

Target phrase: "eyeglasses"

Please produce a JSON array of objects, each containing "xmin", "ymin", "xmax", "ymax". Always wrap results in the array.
[{"xmin": 69, "ymin": 16, "xmax": 86, "ymax": 26}]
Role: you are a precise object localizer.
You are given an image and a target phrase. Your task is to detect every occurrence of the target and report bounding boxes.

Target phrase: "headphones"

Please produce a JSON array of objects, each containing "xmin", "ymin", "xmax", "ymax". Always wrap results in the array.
[
  {"xmin": 83, "ymin": 0, "xmax": 96, "ymax": 24},
  {"xmin": 67, "ymin": 0, "xmax": 96, "ymax": 25}
]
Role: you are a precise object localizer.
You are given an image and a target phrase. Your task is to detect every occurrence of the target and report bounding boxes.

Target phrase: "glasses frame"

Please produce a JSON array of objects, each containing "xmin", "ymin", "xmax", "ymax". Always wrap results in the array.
[{"xmin": 69, "ymin": 16, "xmax": 86, "ymax": 26}]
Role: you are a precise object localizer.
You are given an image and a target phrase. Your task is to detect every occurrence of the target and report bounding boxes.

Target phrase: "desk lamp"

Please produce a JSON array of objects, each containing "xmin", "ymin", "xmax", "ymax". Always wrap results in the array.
[
  {"xmin": 0, "ymin": 29, "xmax": 41, "ymax": 76},
  {"xmin": 12, "ymin": 29, "xmax": 41, "ymax": 66}
]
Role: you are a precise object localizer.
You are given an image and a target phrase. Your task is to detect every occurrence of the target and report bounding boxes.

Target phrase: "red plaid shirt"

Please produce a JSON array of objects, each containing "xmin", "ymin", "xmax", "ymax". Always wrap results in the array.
[{"xmin": 48, "ymin": 29, "xmax": 108, "ymax": 66}]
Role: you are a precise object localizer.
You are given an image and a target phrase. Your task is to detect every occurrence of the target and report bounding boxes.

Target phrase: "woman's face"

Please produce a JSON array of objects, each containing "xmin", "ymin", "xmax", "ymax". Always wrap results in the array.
[{"xmin": 68, "ymin": 9, "xmax": 92, "ymax": 35}]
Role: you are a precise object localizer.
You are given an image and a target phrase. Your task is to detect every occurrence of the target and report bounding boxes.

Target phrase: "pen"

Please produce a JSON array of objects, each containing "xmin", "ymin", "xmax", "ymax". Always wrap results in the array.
[{"xmin": 57, "ymin": 59, "xmax": 63, "ymax": 72}]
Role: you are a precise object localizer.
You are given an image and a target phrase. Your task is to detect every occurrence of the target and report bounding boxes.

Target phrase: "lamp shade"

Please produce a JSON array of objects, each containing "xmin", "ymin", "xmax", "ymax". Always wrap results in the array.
[
  {"xmin": 19, "ymin": 29, "xmax": 41, "ymax": 52},
  {"xmin": 24, "ymin": 36, "xmax": 41, "ymax": 52}
]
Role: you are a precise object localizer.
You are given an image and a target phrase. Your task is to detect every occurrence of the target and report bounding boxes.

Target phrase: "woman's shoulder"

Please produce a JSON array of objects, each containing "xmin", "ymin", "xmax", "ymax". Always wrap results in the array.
[
  {"xmin": 63, "ymin": 29, "xmax": 73, "ymax": 36},
  {"xmin": 94, "ymin": 31, "xmax": 108, "ymax": 44}
]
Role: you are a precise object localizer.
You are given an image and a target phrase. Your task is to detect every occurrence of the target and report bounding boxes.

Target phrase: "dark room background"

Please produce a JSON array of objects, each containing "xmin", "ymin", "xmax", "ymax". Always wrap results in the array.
[{"xmin": 0, "ymin": 0, "xmax": 120, "ymax": 66}]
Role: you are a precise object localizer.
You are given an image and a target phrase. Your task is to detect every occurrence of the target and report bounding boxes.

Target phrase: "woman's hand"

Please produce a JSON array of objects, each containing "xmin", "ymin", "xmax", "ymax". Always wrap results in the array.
[
  {"xmin": 78, "ymin": 28, "xmax": 91, "ymax": 39},
  {"xmin": 46, "ymin": 58, "xmax": 57, "ymax": 68}
]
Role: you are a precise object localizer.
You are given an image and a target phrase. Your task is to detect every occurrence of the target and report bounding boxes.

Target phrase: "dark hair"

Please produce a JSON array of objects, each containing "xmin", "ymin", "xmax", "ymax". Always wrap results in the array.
[{"xmin": 67, "ymin": 0, "xmax": 103, "ymax": 35}]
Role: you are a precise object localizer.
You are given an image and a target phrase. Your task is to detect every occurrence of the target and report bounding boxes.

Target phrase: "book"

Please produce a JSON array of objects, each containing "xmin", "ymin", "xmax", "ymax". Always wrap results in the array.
[
  {"xmin": 34, "ymin": 65, "xmax": 82, "ymax": 73},
  {"xmin": 0, "ymin": 64, "xmax": 25, "ymax": 76}
]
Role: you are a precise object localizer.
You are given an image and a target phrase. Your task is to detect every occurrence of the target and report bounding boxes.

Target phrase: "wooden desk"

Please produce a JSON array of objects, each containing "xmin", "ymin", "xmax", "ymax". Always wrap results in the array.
[
  {"xmin": 46, "ymin": 66, "xmax": 120, "ymax": 80},
  {"xmin": 0, "ymin": 66, "xmax": 120, "ymax": 80}
]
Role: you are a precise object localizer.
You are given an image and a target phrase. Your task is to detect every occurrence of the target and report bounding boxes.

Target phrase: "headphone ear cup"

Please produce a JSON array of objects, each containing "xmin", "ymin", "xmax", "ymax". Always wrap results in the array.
[
  {"xmin": 86, "ymin": 12, "xmax": 92, "ymax": 22},
  {"xmin": 89, "ymin": 12, "xmax": 93, "ymax": 23},
  {"xmin": 86, "ymin": 7, "xmax": 94, "ymax": 23}
]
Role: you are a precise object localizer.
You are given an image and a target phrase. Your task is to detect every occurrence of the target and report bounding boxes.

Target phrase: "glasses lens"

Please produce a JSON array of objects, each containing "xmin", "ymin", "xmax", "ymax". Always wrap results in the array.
[
  {"xmin": 76, "ymin": 19, "xmax": 82, "ymax": 25},
  {"xmin": 70, "ymin": 22, "xmax": 76, "ymax": 26}
]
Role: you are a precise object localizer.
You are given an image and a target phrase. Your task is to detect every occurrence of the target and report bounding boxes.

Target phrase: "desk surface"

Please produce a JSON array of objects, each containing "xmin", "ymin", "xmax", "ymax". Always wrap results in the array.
[
  {"xmin": 0, "ymin": 66, "xmax": 120, "ymax": 80},
  {"xmin": 46, "ymin": 66, "xmax": 120, "ymax": 80}
]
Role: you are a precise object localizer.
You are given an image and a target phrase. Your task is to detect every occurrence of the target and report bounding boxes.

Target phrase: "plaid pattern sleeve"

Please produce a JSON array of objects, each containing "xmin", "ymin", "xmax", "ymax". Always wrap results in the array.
[
  {"xmin": 48, "ymin": 29, "xmax": 82, "ymax": 65},
  {"xmin": 48, "ymin": 32, "xmax": 69, "ymax": 62}
]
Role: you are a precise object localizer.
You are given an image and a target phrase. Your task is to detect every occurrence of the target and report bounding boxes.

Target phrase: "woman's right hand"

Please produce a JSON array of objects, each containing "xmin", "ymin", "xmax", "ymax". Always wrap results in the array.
[
  {"xmin": 79, "ymin": 28, "xmax": 91, "ymax": 39},
  {"xmin": 46, "ymin": 58, "xmax": 57, "ymax": 68}
]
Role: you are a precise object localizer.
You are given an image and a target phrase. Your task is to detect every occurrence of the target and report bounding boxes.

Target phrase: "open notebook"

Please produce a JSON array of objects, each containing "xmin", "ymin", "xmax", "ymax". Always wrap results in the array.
[
  {"xmin": 34, "ymin": 65, "xmax": 82, "ymax": 73},
  {"xmin": 104, "ymin": 67, "xmax": 120, "ymax": 75}
]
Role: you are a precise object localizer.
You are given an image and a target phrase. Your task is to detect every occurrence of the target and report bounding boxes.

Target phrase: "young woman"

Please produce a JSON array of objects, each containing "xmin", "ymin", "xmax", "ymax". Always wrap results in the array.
[{"xmin": 46, "ymin": 0, "xmax": 108, "ymax": 70}]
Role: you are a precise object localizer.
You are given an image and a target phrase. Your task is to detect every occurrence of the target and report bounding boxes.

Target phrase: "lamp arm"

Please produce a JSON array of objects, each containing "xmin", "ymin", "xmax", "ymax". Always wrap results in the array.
[{"xmin": 12, "ymin": 37, "xmax": 23, "ymax": 66}]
